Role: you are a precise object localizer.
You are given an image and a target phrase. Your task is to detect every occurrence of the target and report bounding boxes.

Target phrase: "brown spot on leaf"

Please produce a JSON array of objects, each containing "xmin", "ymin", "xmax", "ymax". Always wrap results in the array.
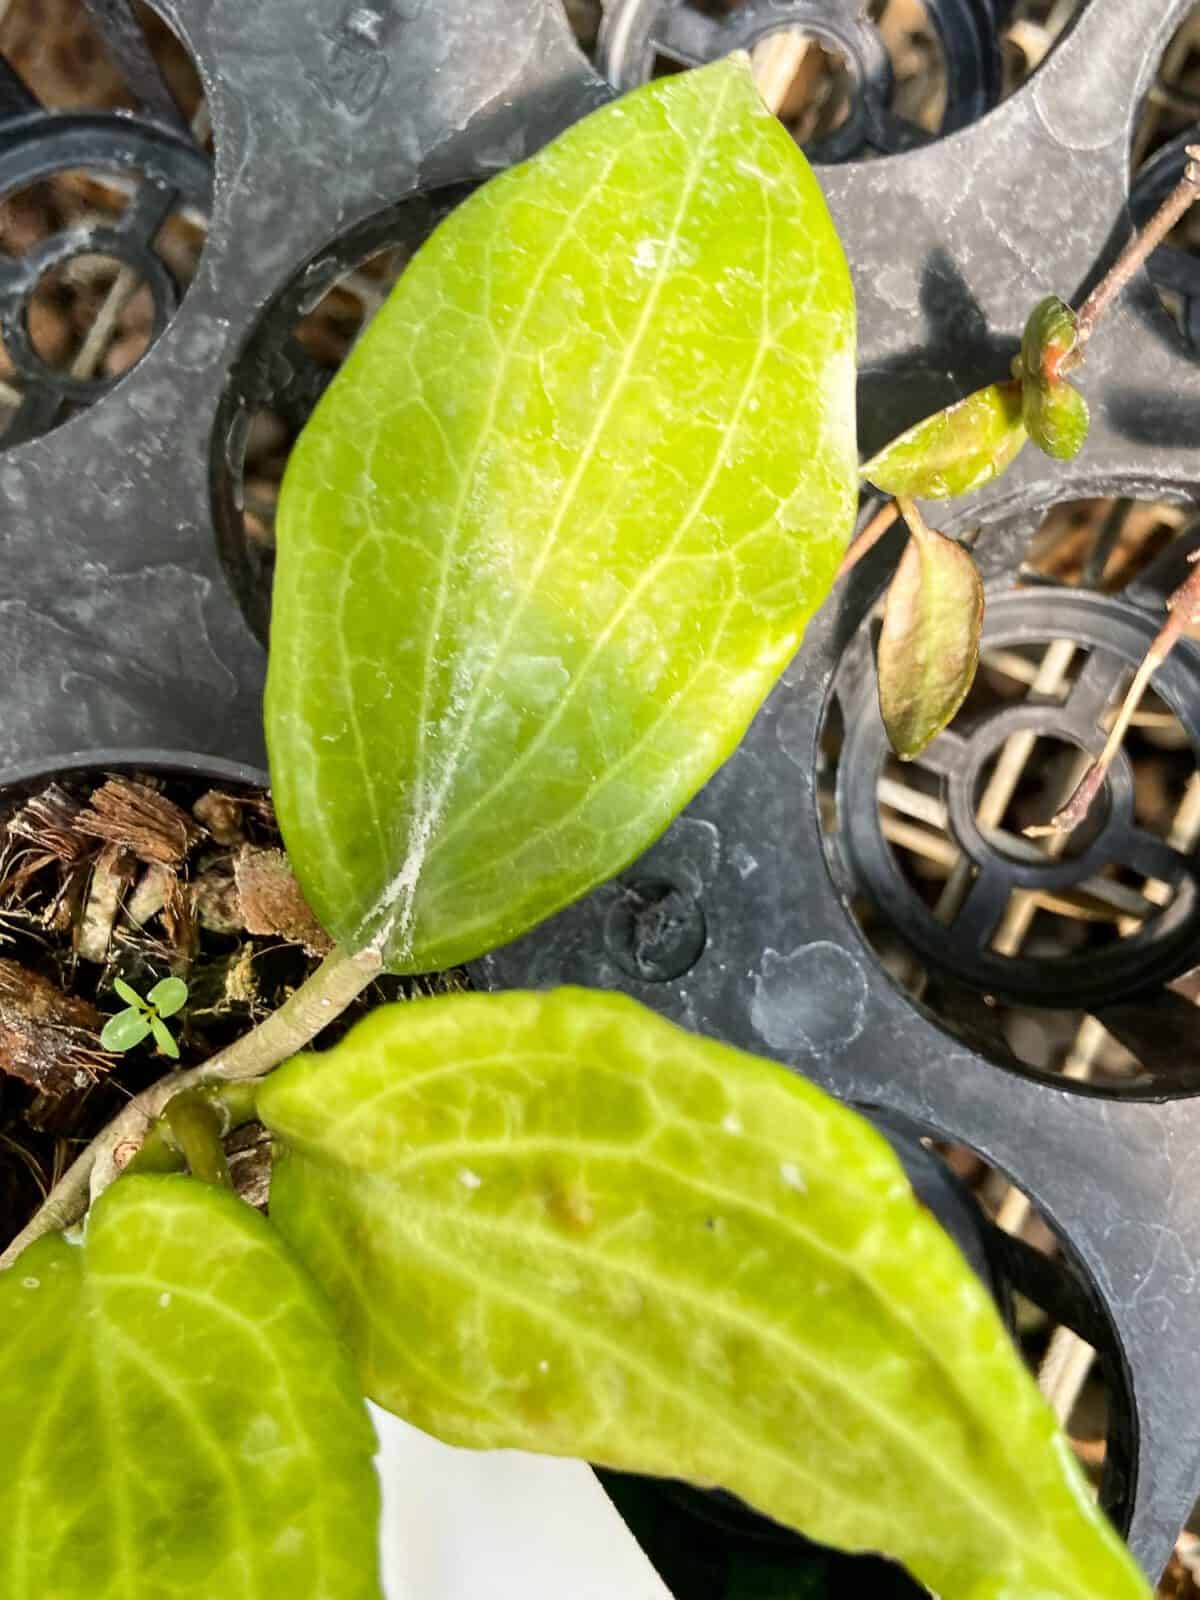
[{"xmin": 546, "ymin": 1174, "xmax": 595, "ymax": 1232}]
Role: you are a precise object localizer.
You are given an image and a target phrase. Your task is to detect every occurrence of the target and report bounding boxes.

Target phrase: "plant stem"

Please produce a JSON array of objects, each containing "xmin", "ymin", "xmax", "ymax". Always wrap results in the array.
[
  {"xmin": 836, "ymin": 498, "xmax": 900, "ymax": 581},
  {"xmin": 165, "ymin": 1092, "xmax": 231, "ymax": 1188},
  {"xmin": 1027, "ymin": 558, "xmax": 1200, "ymax": 836},
  {"xmin": 0, "ymin": 942, "xmax": 382, "ymax": 1270},
  {"xmin": 1066, "ymin": 145, "xmax": 1200, "ymax": 366},
  {"xmin": 127, "ymin": 1081, "xmax": 262, "ymax": 1178}
]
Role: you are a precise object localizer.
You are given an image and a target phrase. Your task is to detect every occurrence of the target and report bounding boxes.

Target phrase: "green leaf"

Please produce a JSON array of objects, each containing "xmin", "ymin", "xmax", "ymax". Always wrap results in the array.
[
  {"xmin": 111, "ymin": 976, "xmax": 145, "ymax": 1009},
  {"xmin": 860, "ymin": 380, "xmax": 1026, "ymax": 499},
  {"xmin": 148, "ymin": 976, "xmax": 189, "ymax": 1018},
  {"xmin": 878, "ymin": 507, "xmax": 984, "ymax": 760},
  {"xmin": 1020, "ymin": 294, "xmax": 1078, "ymax": 383},
  {"xmin": 100, "ymin": 1007, "xmax": 151, "ymax": 1051},
  {"xmin": 258, "ymin": 988, "xmax": 1150, "ymax": 1600},
  {"xmin": 0, "ymin": 1174, "xmax": 382, "ymax": 1599},
  {"xmin": 266, "ymin": 55, "xmax": 857, "ymax": 974},
  {"xmin": 150, "ymin": 1014, "xmax": 180, "ymax": 1059},
  {"xmin": 1022, "ymin": 377, "xmax": 1090, "ymax": 462}
]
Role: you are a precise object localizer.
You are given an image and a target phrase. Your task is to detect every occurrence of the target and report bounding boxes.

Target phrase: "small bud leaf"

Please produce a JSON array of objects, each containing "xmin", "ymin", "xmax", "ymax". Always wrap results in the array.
[
  {"xmin": 100, "ymin": 1008, "xmax": 153, "ymax": 1052},
  {"xmin": 1021, "ymin": 294, "xmax": 1078, "ymax": 384},
  {"xmin": 1022, "ymin": 377, "xmax": 1090, "ymax": 461},
  {"xmin": 878, "ymin": 512, "xmax": 984, "ymax": 760},
  {"xmin": 860, "ymin": 380, "xmax": 1027, "ymax": 500},
  {"xmin": 111, "ymin": 977, "xmax": 144, "ymax": 1010},
  {"xmin": 150, "ymin": 1016, "xmax": 181, "ymax": 1059},
  {"xmin": 148, "ymin": 976, "xmax": 189, "ymax": 1018}
]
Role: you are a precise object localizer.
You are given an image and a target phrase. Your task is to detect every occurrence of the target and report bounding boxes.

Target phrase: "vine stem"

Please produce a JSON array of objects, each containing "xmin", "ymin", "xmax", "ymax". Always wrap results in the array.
[
  {"xmin": 836, "ymin": 498, "xmax": 900, "ymax": 581},
  {"xmin": 1065, "ymin": 144, "xmax": 1200, "ymax": 365},
  {"xmin": 1026, "ymin": 557, "xmax": 1200, "ymax": 837},
  {"xmin": 0, "ymin": 942, "xmax": 382, "ymax": 1271}
]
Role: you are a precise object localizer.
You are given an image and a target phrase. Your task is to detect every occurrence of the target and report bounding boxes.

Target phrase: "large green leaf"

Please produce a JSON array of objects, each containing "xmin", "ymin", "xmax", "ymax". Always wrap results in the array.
[
  {"xmin": 258, "ymin": 988, "xmax": 1149, "ymax": 1600},
  {"xmin": 266, "ymin": 56, "xmax": 857, "ymax": 974},
  {"xmin": 0, "ymin": 1175, "xmax": 382, "ymax": 1600}
]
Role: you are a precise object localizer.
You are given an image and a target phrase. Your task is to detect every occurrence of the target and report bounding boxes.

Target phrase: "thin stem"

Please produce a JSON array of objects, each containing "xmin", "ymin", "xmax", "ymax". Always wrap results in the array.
[
  {"xmin": 0, "ymin": 942, "xmax": 382, "ymax": 1270},
  {"xmin": 1067, "ymin": 145, "xmax": 1200, "ymax": 365},
  {"xmin": 895, "ymin": 495, "xmax": 931, "ymax": 544},
  {"xmin": 1027, "ymin": 559, "xmax": 1200, "ymax": 836},
  {"xmin": 127, "ymin": 1081, "xmax": 262, "ymax": 1178},
  {"xmin": 836, "ymin": 498, "xmax": 900, "ymax": 581},
  {"xmin": 164, "ymin": 1092, "xmax": 231, "ymax": 1189}
]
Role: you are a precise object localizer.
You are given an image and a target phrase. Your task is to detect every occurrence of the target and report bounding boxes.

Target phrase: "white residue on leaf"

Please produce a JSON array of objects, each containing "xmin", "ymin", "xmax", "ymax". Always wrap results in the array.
[
  {"xmin": 779, "ymin": 1161, "xmax": 806, "ymax": 1193},
  {"xmin": 538, "ymin": 1360, "xmax": 550, "ymax": 1374},
  {"xmin": 365, "ymin": 646, "xmax": 482, "ymax": 962},
  {"xmin": 721, "ymin": 1113, "xmax": 743, "ymax": 1135},
  {"xmin": 159, "ymin": 1292, "xmax": 172, "ymax": 1309},
  {"xmin": 632, "ymin": 237, "xmax": 665, "ymax": 274},
  {"xmin": 458, "ymin": 1167, "xmax": 483, "ymax": 1191},
  {"xmin": 21, "ymin": 1277, "xmax": 39, "ymax": 1290},
  {"xmin": 242, "ymin": 1412, "xmax": 283, "ymax": 1459}
]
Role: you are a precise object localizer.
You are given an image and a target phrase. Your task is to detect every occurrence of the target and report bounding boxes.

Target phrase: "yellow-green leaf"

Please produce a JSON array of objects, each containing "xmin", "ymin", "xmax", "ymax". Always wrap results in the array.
[
  {"xmin": 258, "ymin": 988, "xmax": 1149, "ymax": 1600},
  {"xmin": 0, "ymin": 1175, "xmax": 382, "ymax": 1599},
  {"xmin": 1021, "ymin": 294, "xmax": 1078, "ymax": 383},
  {"xmin": 1023, "ymin": 377, "xmax": 1090, "ymax": 462},
  {"xmin": 860, "ymin": 380, "xmax": 1026, "ymax": 499},
  {"xmin": 266, "ymin": 56, "xmax": 857, "ymax": 974},
  {"xmin": 878, "ymin": 507, "xmax": 984, "ymax": 759}
]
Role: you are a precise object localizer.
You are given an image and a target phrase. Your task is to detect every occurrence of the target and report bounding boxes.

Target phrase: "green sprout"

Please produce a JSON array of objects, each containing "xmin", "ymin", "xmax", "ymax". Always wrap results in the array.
[{"xmin": 100, "ymin": 977, "xmax": 189, "ymax": 1060}]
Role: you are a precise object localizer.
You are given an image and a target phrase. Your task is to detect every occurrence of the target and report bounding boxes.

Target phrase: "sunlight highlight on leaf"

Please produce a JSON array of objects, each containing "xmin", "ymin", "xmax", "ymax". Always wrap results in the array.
[{"xmin": 266, "ymin": 56, "xmax": 857, "ymax": 973}]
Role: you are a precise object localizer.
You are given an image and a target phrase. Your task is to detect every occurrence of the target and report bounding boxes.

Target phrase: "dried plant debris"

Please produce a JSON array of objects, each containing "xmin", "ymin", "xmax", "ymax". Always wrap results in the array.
[
  {"xmin": 234, "ymin": 847, "xmax": 332, "ymax": 956},
  {"xmin": 0, "ymin": 770, "xmax": 468, "ymax": 1249},
  {"xmin": 5, "ymin": 783, "xmax": 88, "ymax": 865},
  {"xmin": 192, "ymin": 790, "xmax": 246, "ymax": 847},
  {"xmin": 76, "ymin": 777, "xmax": 201, "ymax": 866},
  {"xmin": 0, "ymin": 957, "xmax": 110, "ymax": 1113},
  {"xmin": 226, "ymin": 1121, "xmax": 273, "ymax": 1211},
  {"xmin": 76, "ymin": 853, "xmax": 134, "ymax": 965}
]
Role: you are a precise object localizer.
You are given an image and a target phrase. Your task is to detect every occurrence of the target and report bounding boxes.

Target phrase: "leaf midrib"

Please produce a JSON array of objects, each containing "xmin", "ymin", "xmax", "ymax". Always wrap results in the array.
[{"xmin": 368, "ymin": 68, "xmax": 741, "ymax": 955}]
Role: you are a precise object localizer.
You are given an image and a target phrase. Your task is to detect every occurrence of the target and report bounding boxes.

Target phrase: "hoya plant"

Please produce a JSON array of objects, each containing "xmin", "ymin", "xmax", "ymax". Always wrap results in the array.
[{"xmin": 0, "ymin": 53, "xmax": 1179, "ymax": 1600}]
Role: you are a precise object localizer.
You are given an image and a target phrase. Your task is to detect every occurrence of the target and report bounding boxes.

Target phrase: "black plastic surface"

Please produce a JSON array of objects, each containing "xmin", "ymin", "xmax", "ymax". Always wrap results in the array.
[{"xmin": 3, "ymin": 0, "xmax": 1200, "ymax": 1583}]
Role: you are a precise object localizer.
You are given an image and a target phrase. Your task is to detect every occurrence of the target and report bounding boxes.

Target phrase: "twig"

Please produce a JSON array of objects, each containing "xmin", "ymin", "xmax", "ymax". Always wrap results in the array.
[
  {"xmin": 1067, "ymin": 145, "xmax": 1200, "ymax": 365},
  {"xmin": 0, "ymin": 942, "xmax": 382, "ymax": 1270},
  {"xmin": 836, "ymin": 498, "xmax": 900, "ymax": 581},
  {"xmin": 1028, "ymin": 557, "xmax": 1200, "ymax": 836}
]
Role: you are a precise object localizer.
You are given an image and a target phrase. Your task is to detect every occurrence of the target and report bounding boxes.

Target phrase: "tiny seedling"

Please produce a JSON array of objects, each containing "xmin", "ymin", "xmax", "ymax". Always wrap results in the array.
[{"xmin": 100, "ymin": 975, "xmax": 188, "ymax": 1060}]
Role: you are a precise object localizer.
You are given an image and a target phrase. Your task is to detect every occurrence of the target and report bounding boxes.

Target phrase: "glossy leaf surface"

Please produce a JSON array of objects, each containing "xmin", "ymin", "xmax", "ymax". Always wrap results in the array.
[
  {"xmin": 1023, "ymin": 377, "xmax": 1090, "ymax": 462},
  {"xmin": 267, "ymin": 56, "xmax": 857, "ymax": 974},
  {"xmin": 259, "ymin": 988, "xmax": 1149, "ymax": 1600},
  {"xmin": 100, "ymin": 1008, "xmax": 150, "ymax": 1050},
  {"xmin": 878, "ymin": 510, "xmax": 983, "ymax": 759},
  {"xmin": 1021, "ymin": 294, "xmax": 1078, "ymax": 383},
  {"xmin": 860, "ymin": 380, "xmax": 1026, "ymax": 499},
  {"xmin": 112, "ymin": 977, "xmax": 143, "ymax": 1008},
  {"xmin": 150, "ymin": 1014, "xmax": 180, "ymax": 1058},
  {"xmin": 0, "ymin": 1175, "xmax": 382, "ymax": 1600},
  {"xmin": 149, "ymin": 976, "xmax": 189, "ymax": 1017}
]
